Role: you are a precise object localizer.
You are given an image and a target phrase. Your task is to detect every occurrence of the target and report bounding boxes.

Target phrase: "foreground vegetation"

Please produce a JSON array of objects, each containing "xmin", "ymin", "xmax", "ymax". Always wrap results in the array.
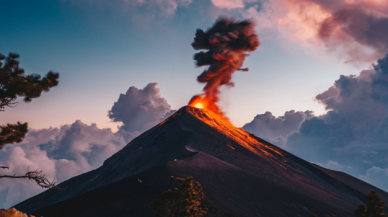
[
  {"xmin": 0, "ymin": 52, "xmax": 59, "ymax": 189},
  {"xmin": 151, "ymin": 176, "xmax": 208, "ymax": 217},
  {"xmin": 311, "ymin": 190, "xmax": 387, "ymax": 217}
]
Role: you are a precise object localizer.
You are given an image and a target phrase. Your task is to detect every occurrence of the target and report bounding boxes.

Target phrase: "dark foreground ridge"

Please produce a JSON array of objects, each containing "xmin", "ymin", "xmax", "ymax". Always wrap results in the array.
[{"xmin": 15, "ymin": 106, "xmax": 388, "ymax": 216}]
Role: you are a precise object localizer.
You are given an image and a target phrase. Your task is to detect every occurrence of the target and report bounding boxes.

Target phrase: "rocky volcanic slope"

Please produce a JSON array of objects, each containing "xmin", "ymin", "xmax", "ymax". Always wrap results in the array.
[{"xmin": 15, "ymin": 106, "xmax": 388, "ymax": 217}]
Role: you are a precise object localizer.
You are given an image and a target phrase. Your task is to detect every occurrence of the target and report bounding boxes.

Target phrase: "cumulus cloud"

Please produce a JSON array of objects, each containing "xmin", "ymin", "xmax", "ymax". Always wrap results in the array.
[
  {"xmin": 242, "ymin": 110, "xmax": 313, "ymax": 146},
  {"xmin": 286, "ymin": 54, "xmax": 388, "ymax": 169},
  {"xmin": 243, "ymin": 53, "xmax": 388, "ymax": 191},
  {"xmin": 360, "ymin": 166, "xmax": 388, "ymax": 191},
  {"xmin": 0, "ymin": 121, "xmax": 126, "ymax": 208},
  {"xmin": 0, "ymin": 82, "xmax": 173, "ymax": 208},
  {"xmin": 108, "ymin": 82, "xmax": 172, "ymax": 135}
]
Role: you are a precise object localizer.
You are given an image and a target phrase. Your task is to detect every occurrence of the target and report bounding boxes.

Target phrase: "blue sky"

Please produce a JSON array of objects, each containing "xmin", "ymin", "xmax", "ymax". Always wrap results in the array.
[{"xmin": 0, "ymin": 0, "xmax": 357, "ymax": 130}]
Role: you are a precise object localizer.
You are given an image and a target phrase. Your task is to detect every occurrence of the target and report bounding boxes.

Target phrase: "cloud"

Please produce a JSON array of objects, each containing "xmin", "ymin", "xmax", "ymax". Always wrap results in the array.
[
  {"xmin": 210, "ymin": 0, "xmax": 245, "ymax": 9},
  {"xmin": 0, "ymin": 82, "xmax": 173, "ymax": 208},
  {"xmin": 243, "ymin": 53, "xmax": 388, "ymax": 191},
  {"xmin": 242, "ymin": 110, "xmax": 313, "ymax": 146},
  {"xmin": 65, "ymin": 0, "xmax": 192, "ymax": 15},
  {"xmin": 46, "ymin": 121, "xmax": 126, "ymax": 168},
  {"xmin": 108, "ymin": 83, "xmax": 172, "ymax": 135},
  {"xmin": 218, "ymin": 0, "xmax": 388, "ymax": 62},
  {"xmin": 133, "ymin": 0, "xmax": 192, "ymax": 15},
  {"xmin": 314, "ymin": 160, "xmax": 353, "ymax": 172},
  {"xmin": 317, "ymin": 5, "xmax": 388, "ymax": 62},
  {"xmin": 284, "ymin": 55, "xmax": 388, "ymax": 173},
  {"xmin": 0, "ymin": 121, "xmax": 126, "ymax": 208},
  {"xmin": 360, "ymin": 166, "xmax": 388, "ymax": 191}
]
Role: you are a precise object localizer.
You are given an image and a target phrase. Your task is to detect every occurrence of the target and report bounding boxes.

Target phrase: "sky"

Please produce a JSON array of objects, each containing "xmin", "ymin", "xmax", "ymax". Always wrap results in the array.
[
  {"xmin": 1, "ymin": 0, "xmax": 388, "ymax": 208},
  {"xmin": 0, "ymin": 0, "xmax": 358, "ymax": 130}
]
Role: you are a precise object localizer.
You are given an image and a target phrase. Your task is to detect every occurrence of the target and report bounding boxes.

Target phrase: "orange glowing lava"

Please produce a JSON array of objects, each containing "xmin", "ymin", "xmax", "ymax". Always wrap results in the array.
[
  {"xmin": 193, "ymin": 103, "xmax": 204, "ymax": 109},
  {"xmin": 188, "ymin": 95, "xmax": 228, "ymax": 122},
  {"xmin": 189, "ymin": 96, "xmax": 207, "ymax": 109}
]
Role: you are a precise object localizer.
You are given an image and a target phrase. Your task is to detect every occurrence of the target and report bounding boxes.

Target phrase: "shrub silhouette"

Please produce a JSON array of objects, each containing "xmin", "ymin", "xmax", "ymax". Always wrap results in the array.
[
  {"xmin": 311, "ymin": 190, "xmax": 387, "ymax": 217},
  {"xmin": 150, "ymin": 176, "xmax": 208, "ymax": 217},
  {"xmin": 355, "ymin": 191, "xmax": 387, "ymax": 217}
]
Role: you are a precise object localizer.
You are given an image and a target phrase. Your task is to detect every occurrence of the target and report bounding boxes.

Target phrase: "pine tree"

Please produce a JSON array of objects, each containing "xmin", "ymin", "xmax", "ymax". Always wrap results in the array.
[
  {"xmin": 150, "ymin": 176, "xmax": 208, "ymax": 217},
  {"xmin": 355, "ymin": 191, "xmax": 387, "ymax": 217},
  {"xmin": 0, "ymin": 52, "xmax": 59, "ymax": 148},
  {"xmin": 0, "ymin": 52, "xmax": 59, "ymax": 189},
  {"xmin": 0, "ymin": 122, "xmax": 28, "ymax": 148}
]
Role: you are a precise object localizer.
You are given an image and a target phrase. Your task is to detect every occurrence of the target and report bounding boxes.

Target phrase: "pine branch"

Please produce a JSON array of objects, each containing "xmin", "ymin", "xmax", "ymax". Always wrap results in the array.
[
  {"xmin": 0, "ymin": 167, "xmax": 65, "ymax": 190},
  {"xmin": 0, "ymin": 122, "xmax": 28, "ymax": 149}
]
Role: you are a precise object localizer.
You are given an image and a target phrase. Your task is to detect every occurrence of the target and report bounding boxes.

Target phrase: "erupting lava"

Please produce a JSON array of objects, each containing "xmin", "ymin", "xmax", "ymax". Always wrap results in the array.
[
  {"xmin": 188, "ymin": 17, "xmax": 260, "ymax": 118},
  {"xmin": 188, "ymin": 95, "xmax": 227, "ymax": 120},
  {"xmin": 189, "ymin": 95, "xmax": 206, "ymax": 109},
  {"xmin": 193, "ymin": 102, "xmax": 204, "ymax": 109}
]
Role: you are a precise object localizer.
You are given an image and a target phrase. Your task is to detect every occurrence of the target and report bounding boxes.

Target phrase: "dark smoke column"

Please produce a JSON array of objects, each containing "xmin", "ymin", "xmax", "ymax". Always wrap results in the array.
[{"xmin": 190, "ymin": 17, "xmax": 260, "ymax": 116}]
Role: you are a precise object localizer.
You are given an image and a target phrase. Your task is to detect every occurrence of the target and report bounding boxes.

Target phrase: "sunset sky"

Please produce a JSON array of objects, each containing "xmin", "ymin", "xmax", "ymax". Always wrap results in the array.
[
  {"xmin": 0, "ymin": 0, "xmax": 357, "ymax": 130},
  {"xmin": 2, "ymin": 0, "xmax": 388, "ymax": 208}
]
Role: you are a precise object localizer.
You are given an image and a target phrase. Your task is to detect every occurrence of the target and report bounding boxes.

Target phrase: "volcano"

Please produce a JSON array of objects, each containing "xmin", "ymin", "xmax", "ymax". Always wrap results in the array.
[{"xmin": 14, "ymin": 106, "xmax": 388, "ymax": 216}]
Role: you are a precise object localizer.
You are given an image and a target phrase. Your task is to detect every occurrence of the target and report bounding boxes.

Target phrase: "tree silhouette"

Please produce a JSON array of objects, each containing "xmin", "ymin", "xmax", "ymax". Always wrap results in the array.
[
  {"xmin": 0, "ymin": 122, "xmax": 28, "ymax": 148},
  {"xmin": 150, "ymin": 176, "xmax": 208, "ymax": 217},
  {"xmin": 0, "ymin": 166, "xmax": 58, "ymax": 189},
  {"xmin": 0, "ymin": 52, "xmax": 59, "ymax": 189},
  {"xmin": 355, "ymin": 191, "xmax": 387, "ymax": 217}
]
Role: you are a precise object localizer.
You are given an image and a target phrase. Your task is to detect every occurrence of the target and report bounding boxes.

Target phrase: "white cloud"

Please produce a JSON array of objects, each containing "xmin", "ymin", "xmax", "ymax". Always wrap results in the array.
[
  {"xmin": 360, "ymin": 167, "xmax": 388, "ymax": 191},
  {"xmin": 0, "ymin": 83, "xmax": 173, "ymax": 209},
  {"xmin": 210, "ymin": 0, "xmax": 245, "ymax": 9},
  {"xmin": 0, "ymin": 121, "xmax": 126, "ymax": 208}
]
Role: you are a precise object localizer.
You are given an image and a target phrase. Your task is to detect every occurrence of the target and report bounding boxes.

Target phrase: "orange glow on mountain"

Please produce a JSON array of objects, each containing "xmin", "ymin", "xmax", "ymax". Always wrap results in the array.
[
  {"xmin": 175, "ymin": 106, "xmax": 289, "ymax": 170},
  {"xmin": 188, "ymin": 95, "xmax": 229, "ymax": 122},
  {"xmin": 187, "ymin": 96, "xmax": 287, "ymax": 169}
]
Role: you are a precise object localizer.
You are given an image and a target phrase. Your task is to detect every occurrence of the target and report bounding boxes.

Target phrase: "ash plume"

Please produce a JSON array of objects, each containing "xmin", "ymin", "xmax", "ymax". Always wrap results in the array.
[{"xmin": 189, "ymin": 17, "xmax": 260, "ymax": 114}]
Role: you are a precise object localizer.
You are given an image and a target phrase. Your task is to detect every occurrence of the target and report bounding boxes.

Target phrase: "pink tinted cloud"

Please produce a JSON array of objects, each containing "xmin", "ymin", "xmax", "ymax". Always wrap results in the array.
[{"xmin": 231, "ymin": 0, "xmax": 388, "ymax": 62}]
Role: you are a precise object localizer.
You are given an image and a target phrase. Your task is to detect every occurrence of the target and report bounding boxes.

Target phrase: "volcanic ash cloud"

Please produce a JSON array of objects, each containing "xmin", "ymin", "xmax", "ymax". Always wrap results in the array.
[{"xmin": 189, "ymin": 17, "xmax": 260, "ymax": 115}]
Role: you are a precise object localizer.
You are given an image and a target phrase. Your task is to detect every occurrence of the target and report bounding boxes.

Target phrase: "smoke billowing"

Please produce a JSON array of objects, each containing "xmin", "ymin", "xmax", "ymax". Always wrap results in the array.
[{"xmin": 189, "ymin": 18, "xmax": 260, "ymax": 114}]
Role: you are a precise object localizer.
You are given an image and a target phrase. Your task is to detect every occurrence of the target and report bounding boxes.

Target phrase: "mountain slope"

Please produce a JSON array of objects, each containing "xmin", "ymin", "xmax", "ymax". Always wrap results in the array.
[{"xmin": 15, "ymin": 106, "xmax": 388, "ymax": 216}]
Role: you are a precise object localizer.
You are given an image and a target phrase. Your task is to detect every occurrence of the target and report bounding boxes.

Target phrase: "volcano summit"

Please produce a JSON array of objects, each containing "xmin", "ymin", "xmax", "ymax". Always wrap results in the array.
[{"xmin": 14, "ymin": 106, "xmax": 388, "ymax": 216}]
